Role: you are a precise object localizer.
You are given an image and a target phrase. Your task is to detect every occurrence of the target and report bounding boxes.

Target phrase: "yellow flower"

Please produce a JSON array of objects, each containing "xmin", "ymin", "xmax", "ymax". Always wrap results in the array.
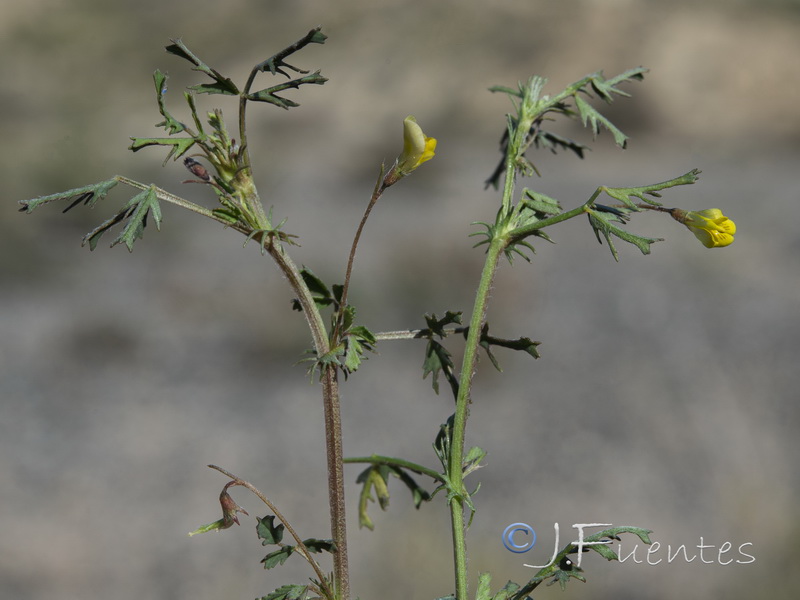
[
  {"xmin": 396, "ymin": 116, "xmax": 436, "ymax": 175},
  {"xmin": 683, "ymin": 209, "xmax": 736, "ymax": 248}
]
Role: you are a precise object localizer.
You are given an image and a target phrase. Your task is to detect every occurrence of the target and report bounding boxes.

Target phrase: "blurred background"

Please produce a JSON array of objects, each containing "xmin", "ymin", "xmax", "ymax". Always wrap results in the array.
[{"xmin": 2, "ymin": 1, "xmax": 799, "ymax": 599}]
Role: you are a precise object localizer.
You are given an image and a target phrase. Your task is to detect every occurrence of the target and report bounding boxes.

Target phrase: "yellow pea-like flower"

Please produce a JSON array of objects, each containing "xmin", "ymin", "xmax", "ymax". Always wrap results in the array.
[
  {"xmin": 396, "ymin": 116, "xmax": 436, "ymax": 174},
  {"xmin": 382, "ymin": 116, "xmax": 436, "ymax": 188},
  {"xmin": 683, "ymin": 209, "xmax": 736, "ymax": 248}
]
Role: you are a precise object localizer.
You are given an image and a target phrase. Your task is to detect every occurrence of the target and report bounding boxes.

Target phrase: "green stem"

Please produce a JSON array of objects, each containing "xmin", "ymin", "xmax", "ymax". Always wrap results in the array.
[
  {"xmin": 501, "ymin": 149, "xmax": 516, "ymax": 214},
  {"xmin": 507, "ymin": 203, "xmax": 590, "ymax": 241},
  {"xmin": 116, "ymin": 176, "xmax": 218, "ymax": 219},
  {"xmin": 343, "ymin": 455, "xmax": 446, "ymax": 484},
  {"xmin": 448, "ymin": 236, "xmax": 507, "ymax": 600}
]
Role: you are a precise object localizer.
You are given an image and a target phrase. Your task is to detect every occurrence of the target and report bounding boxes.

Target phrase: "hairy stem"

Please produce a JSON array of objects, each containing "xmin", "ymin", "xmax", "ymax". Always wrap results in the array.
[
  {"xmin": 449, "ymin": 236, "xmax": 507, "ymax": 600},
  {"xmin": 321, "ymin": 366, "xmax": 349, "ymax": 600},
  {"xmin": 235, "ymin": 46, "xmax": 348, "ymax": 595},
  {"xmin": 260, "ymin": 236, "xmax": 350, "ymax": 600}
]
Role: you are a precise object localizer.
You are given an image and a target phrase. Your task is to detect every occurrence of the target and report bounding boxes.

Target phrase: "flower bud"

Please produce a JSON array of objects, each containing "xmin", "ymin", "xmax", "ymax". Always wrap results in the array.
[{"xmin": 220, "ymin": 489, "xmax": 249, "ymax": 527}]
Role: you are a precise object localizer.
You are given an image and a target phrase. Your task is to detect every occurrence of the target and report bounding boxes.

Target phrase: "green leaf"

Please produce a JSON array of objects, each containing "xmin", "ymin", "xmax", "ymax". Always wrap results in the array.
[
  {"xmin": 343, "ymin": 336, "xmax": 367, "ymax": 373},
  {"xmin": 81, "ymin": 186, "xmax": 162, "ymax": 252},
  {"xmin": 587, "ymin": 206, "xmax": 661, "ymax": 261},
  {"xmin": 348, "ymin": 325, "xmax": 376, "ymax": 345},
  {"xmin": 300, "ymin": 538, "xmax": 336, "ymax": 554},
  {"xmin": 187, "ymin": 518, "xmax": 226, "ymax": 537},
  {"xmin": 165, "ymin": 39, "xmax": 239, "ymax": 95},
  {"xmin": 492, "ymin": 580, "xmax": 528, "ymax": 600},
  {"xmin": 550, "ymin": 564, "xmax": 586, "ymax": 591},
  {"xmin": 291, "ymin": 268, "xmax": 335, "ymax": 312},
  {"xmin": 433, "ymin": 415, "xmax": 455, "ymax": 468},
  {"xmin": 486, "ymin": 67, "xmax": 647, "ymax": 187},
  {"xmin": 389, "ymin": 465, "xmax": 432, "ymax": 508},
  {"xmin": 520, "ymin": 189, "xmax": 561, "ymax": 217},
  {"xmin": 533, "ymin": 129, "xmax": 589, "ymax": 160},
  {"xmin": 584, "ymin": 525, "xmax": 653, "ymax": 547},
  {"xmin": 419, "ymin": 312, "xmax": 462, "ymax": 397},
  {"xmin": 152, "ymin": 70, "xmax": 186, "ymax": 134},
  {"xmin": 487, "ymin": 84, "xmax": 521, "ymax": 97},
  {"xmin": 246, "ymin": 71, "xmax": 328, "ymax": 110},
  {"xmin": 574, "ymin": 94, "xmax": 629, "ymax": 148},
  {"xmin": 253, "ymin": 27, "xmax": 327, "ymax": 78},
  {"xmin": 247, "ymin": 91, "xmax": 299, "ymax": 110},
  {"xmin": 302, "ymin": 268, "xmax": 334, "ymax": 307},
  {"xmin": 425, "ymin": 311, "xmax": 462, "ymax": 337},
  {"xmin": 589, "ymin": 67, "xmax": 648, "ymax": 101},
  {"xmin": 261, "ymin": 546, "xmax": 295, "ymax": 569},
  {"xmin": 18, "ymin": 178, "xmax": 119, "ymax": 214},
  {"xmin": 256, "ymin": 515, "xmax": 285, "ymax": 545},
  {"xmin": 129, "ymin": 136, "xmax": 196, "ymax": 164},
  {"xmin": 460, "ymin": 323, "xmax": 541, "ymax": 370},
  {"xmin": 114, "ymin": 187, "xmax": 161, "ymax": 251},
  {"xmin": 422, "ymin": 339, "xmax": 458, "ymax": 397},
  {"xmin": 600, "ymin": 168, "xmax": 702, "ymax": 209},
  {"xmin": 475, "ymin": 573, "xmax": 492, "ymax": 600},
  {"xmin": 514, "ymin": 525, "xmax": 653, "ymax": 597},
  {"xmin": 340, "ymin": 304, "xmax": 355, "ymax": 332},
  {"xmin": 586, "ymin": 541, "xmax": 619, "ymax": 561},
  {"xmin": 258, "ymin": 584, "xmax": 309, "ymax": 600},
  {"xmin": 212, "ymin": 207, "xmax": 242, "ymax": 225},
  {"xmin": 330, "ymin": 307, "xmax": 376, "ymax": 375},
  {"xmin": 463, "ymin": 446, "xmax": 487, "ymax": 476}
]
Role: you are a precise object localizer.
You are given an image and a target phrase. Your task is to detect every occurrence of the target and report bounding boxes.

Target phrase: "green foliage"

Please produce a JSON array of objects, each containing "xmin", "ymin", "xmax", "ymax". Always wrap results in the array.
[
  {"xmin": 165, "ymin": 39, "xmax": 240, "ymax": 96},
  {"xmin": 355, "ymin": 462, "xmax": 433, "ymax": 530},
  {"xmin": 18, "ymin": 178, "xmax": 119, "ymax": 215},
  {"xmin": 291, "ymin": 268, "xmax": 376, "ymax": 378},
  {"xmin": 601, "ymin": 168, "xmax": 702, "ymax": 209},
  {"xmin": 485, "ymin": 68, "xmax": 647, "ymax": 188},
  {"xmin": 587, "ymin": 203, "xmax": 661, "ymax": 260},
  {"xmin": 417, "ymin": 312, "xmax": 540, "ymax": 397},
  {"xmin": 507, "ymin": 526, "xmax": 654, "ymax": 599},
  {"xmin": 246, "ymin": 70, "xmax": 328, "ymax": 109},
  {"xmin": 257, "ymin": 515, "xmax": 335, "ymax": 570},
  {"xmin": 84, "ymin": 186, "xmax": 162, "ymax": 252},
  {"xmin": 290, "ymin": 268, "xmax": 341, "ymax": 311},
  {"xmin": 470, "ymin": 323, "xmax": 541, "ymax": 371},
  {"xmin": 248, "ymin": 27, "xmax": 329, "ymax": 109},
  {"xmin": 259, "ymin": 584, "xmax": 312, "ymax": 600},
  {"xmin": 420, "ymin": 311, "xmax": 463, "ymax": 397},
  {"xmin": 17, "ymin": 178, "xmax": 164, "ymax": 252},
  {"xmin": 257, "ymin": 515, "xmax": 286, "ymax": 545},
  {"xmin": 584, "ymin": 169, "xmax": 703, "ymax": 260},
  {"xmin": 17, "ymin": 23, "xmax": 734, "ymax": 600}
]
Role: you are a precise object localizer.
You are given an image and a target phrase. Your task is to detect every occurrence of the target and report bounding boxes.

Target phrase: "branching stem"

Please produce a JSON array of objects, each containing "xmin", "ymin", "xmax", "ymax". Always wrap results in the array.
[{"xmin": 208, "ymin": 465, "xmax": 335, "ymax": 600}]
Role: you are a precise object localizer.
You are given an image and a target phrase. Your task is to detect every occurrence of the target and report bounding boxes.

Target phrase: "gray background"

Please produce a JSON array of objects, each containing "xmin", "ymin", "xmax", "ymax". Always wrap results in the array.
[{"xmin": 2, "ymin": 1, "xmax": 798, "ymax": 599}]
